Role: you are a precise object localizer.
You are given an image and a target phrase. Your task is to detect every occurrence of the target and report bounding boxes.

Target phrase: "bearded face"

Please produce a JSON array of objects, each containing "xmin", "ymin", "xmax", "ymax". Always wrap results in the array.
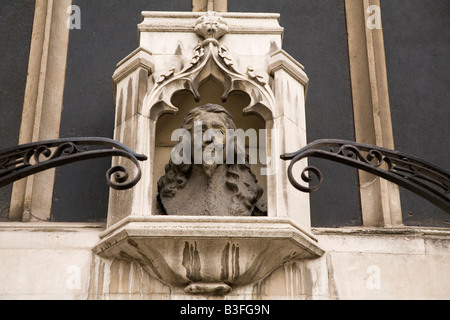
[
  {"xmin": 189, "ymin": 111, "xmax": 228, "ymax": 177},
  {"xmin": 157, "ymin": 104, "xmax": 267, "ymax": 217}
]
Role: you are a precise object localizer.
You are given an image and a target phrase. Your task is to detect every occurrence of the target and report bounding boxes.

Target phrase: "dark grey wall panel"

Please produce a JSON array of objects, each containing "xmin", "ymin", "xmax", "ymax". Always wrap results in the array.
[
  {"xmin": 53, "ymin": 0, "xmax": 361, "ymax": 225},
  {"xmin": 229, "ymin": 0, "xmax": 361, "ymax": 227},
  {"xmin": 0, "ymin": 0, "xmax": 35, "ymax": 220},
  {"xmin": 52, "ymin": 0, "xmax": 192, "ymax": 222},
  {"xmin": 382, "ymin": 0, "xmax": 450, "ymax": 227}
]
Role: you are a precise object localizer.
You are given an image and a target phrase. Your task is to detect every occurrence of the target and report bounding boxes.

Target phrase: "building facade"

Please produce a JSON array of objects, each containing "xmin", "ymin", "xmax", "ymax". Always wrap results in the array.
[{"xmin": 0, "ymin": 0, "xmax": 449, "ymax": 300}]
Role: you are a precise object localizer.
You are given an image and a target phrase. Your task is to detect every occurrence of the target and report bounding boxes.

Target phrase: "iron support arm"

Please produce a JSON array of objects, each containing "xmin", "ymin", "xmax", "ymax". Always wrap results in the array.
[
  {"xmin": 281, "ymin": 139, "xmax": 450, "ymax": 214},
  {"xmin": 0, "ymin": 137, "xmax": 147, "ymax": 190}
]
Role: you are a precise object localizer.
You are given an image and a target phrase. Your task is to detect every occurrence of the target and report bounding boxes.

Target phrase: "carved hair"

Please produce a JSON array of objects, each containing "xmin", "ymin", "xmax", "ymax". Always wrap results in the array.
[
  {"xmin": 157, "ymin": 104, "xmax": 264, "ymax": 215},
  {"xmin": 180, "ymin": 103, "xmax": 236, "ymax": 131}
]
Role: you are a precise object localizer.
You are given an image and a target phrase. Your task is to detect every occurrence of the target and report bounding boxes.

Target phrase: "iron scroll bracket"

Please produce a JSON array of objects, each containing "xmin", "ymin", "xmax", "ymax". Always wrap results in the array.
[
  {"xmin": 281, "ymin": 139, "xmax": 450, "ymax": 214},
  {"xmin": 0, "ymin": 137, "xmax": 147, "ymax": 190}
]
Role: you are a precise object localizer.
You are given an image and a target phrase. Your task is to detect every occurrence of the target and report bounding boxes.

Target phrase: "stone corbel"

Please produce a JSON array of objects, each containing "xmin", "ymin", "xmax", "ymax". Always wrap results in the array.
[{"xmin": 94, "ymin": 216, "xmax": 324, "ymax": 295}]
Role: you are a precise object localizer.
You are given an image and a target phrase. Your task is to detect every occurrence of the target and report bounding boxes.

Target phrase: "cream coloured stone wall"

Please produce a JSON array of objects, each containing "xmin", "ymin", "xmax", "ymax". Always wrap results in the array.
[
  {"xmin": 1, "ymin": 225, "xmax": 449, "ymax": 300},
  {"xmin": 0, "ymin": 223, "xmax": 100, "ymax": 299},
  {"xmin": 2, "ymin": 2, "xmax": 448, "ymax": 302}
]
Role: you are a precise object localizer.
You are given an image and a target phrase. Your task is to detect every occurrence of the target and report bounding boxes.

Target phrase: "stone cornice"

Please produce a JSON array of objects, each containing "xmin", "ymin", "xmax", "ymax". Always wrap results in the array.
[
  {"xmin": 112, "ymin": 47, "xmax": 154, "ymax": 84},
  {"xmin": 268, "ymin": 49, "xmax": 310, "ymax": 95},
  {"xmin": 139, "ymin": 11, "xmax": 284, "ymax": 36}
]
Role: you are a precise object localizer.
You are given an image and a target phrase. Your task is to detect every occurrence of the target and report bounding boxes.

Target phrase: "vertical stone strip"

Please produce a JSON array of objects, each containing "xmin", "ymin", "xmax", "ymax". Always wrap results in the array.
[
  {"xmin": 345, "ymin": 0, "xmax": 402, "ymax": 226},
  {"xmin": 9, "ymin": 0, "xmax": 72, "ymax": 221}
]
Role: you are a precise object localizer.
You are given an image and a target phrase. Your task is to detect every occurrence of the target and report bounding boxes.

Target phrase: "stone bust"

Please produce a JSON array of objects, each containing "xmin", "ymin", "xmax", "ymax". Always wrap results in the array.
[{"xmin": 157, "ymin": 104, "xmax": 267, "ymax": 216}]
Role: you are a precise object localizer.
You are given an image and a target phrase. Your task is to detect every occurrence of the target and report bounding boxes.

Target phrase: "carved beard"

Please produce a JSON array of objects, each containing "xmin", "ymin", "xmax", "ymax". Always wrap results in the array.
[
  {"xmin": 200, "ymin": 143, "xmax": 223, "ymax": 178},
  {"xmin": 202, "ymin": 159, "xmax": 218, "ymax": 178}
]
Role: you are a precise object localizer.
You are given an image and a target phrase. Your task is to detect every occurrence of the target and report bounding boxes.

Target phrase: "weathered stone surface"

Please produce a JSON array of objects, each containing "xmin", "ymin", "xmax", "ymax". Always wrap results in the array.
[
  {"xmin": 93, "ymin": 216, "xmax": 324, "ymax": 294},
  {"xmin": 106, "ymin": 11, "xmax": 312, "ymax": 231},
  {"xmin": 194, "ymin": 11, "xmax": 229, "ymax": 40},
  {"xmin": 157, "ymin": 104, "xmax": 266, "ymax": 216},
  {"xmin": 0, "ymin": 222, "xmax": 102, "ymax": 300},
  {"xmin": 2, "ymin": 224, "xmax": 449, "ymax": 300}
]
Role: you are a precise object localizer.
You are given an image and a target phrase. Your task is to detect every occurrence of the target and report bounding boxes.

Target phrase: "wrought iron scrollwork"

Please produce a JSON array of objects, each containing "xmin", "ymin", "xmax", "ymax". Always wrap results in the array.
[
  {"xmin": 0, "ymin": 138, "xmax": 147, "ymax": 190},
  {"xmin": 281, "ymin": 139, "xmax": 450, "ymax": 214}
]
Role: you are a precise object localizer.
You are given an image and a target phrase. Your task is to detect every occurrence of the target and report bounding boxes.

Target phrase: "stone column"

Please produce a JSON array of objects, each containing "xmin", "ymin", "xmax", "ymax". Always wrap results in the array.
[
  {"xmin": 345, "ymin": 0, "xmax": 402, "ymax": 227},
  {"xmin": 9, "ymin": 0, "xmax": 72, "ymax": 221},
  {"xmin": 268, "ymin": 50, "xmax": 311, "ymax": 229},
  {"xmin": 107, "ymin": 48, "xmax": 154, "ymax": 226}
]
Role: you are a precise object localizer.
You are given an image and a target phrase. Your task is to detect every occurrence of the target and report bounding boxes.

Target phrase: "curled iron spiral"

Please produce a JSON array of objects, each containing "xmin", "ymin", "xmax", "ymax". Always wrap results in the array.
[
  {"xmin": 0, "ymin": 137, "xmax": 147, "ymax": 190},
  {"xmin": 281, "ymin": 139, "xmax": 450, "ymax": 214}
]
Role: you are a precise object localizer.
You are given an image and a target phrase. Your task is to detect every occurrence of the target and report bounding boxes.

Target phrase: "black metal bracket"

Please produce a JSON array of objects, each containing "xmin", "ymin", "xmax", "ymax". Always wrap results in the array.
[
  {"xmin": 0, "ymin": 137, "xmax": 147, "ymax": 190},
  {"xmin": 281, "ymin": 139, "xmax": 450, "ymax": 214}
]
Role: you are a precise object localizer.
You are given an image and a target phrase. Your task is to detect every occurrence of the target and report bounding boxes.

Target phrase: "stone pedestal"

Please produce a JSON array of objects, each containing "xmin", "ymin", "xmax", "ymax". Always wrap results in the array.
[{"xmin": 94, "ymin": 216, "xmax": 324, "ymax": 295}]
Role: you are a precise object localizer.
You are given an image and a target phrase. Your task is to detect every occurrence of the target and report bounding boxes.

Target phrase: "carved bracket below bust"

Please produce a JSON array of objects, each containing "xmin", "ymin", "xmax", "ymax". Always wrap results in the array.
[{"xmin": 93, "ymin": 216, "xmax": 324, "ymax": 295}]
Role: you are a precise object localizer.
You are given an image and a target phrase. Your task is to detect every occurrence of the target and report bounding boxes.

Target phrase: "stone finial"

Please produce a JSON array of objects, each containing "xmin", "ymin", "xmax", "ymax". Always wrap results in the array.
[
  {"xmin": 194, "ymin": 12, "xmax": 228, "ymax": 40},
  {"xmin": 193, "ymin": 0, "xmax": 228, "ymax": 12}
]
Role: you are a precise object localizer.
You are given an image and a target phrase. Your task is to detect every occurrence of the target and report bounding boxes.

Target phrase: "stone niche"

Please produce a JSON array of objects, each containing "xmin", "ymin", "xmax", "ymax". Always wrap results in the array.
[{"xmin": 94, "ymin": 11, "xmax": 324, "ymax": 296}]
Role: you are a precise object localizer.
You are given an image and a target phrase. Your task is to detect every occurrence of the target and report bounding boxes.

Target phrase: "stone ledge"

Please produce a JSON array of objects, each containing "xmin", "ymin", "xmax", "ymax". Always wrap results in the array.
[
  {"xmin": 138, "ymin": 11, "xmax": 284, "ymax": 35},
  {"xmin": 312, "ymin": 226, "xmax": 450, "ymax": 256},
  {"xmin": 0, "ymin": 222, "xmax": 103, "ymax": 250},
  {"xmin": 94, "ymin": 216, "xmax": 324, "ymax": 295},
  {"xmin": 0, "ymin": 222, "xmax": 105, "ymax": 231},
  {"xmin": 99, "ymin": 215, "xmax": 318, "ymax": 240},
  {"xmin": 313, "ymin": 226, "xmax": 450, "ymax": 237}
]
